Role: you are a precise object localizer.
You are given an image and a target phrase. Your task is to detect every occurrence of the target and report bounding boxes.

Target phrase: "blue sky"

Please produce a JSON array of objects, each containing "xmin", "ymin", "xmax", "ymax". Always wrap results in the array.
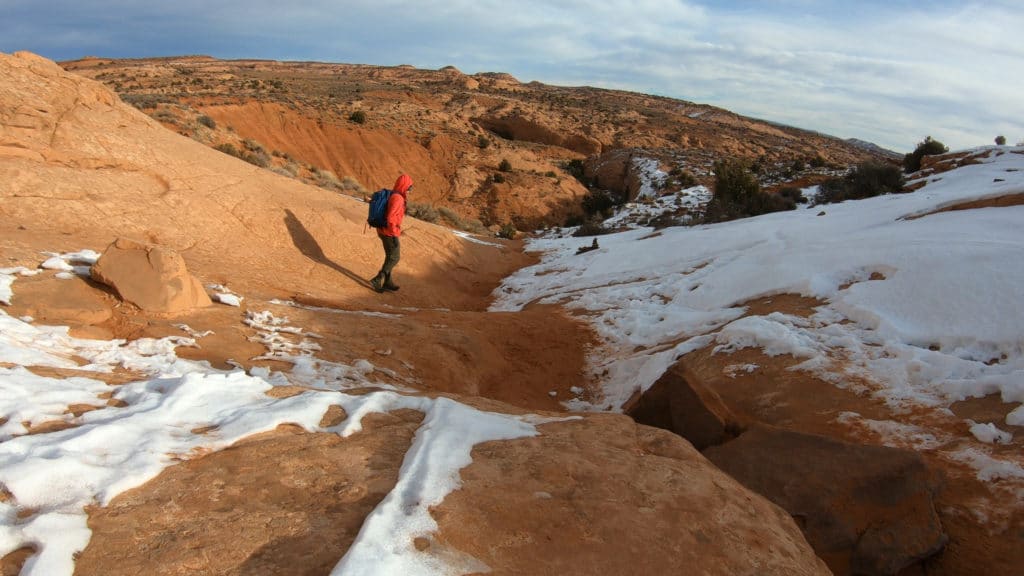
[{"xmin": 3, "ymin": 0, "xmax": 1021, "ymax": 152}]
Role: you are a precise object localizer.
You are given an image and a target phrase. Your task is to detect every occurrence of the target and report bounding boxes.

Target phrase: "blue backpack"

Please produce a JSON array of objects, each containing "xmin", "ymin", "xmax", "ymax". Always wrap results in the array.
[{"xmin": 367, "ymin": 188, "xmax": 392, "ymax": 228}]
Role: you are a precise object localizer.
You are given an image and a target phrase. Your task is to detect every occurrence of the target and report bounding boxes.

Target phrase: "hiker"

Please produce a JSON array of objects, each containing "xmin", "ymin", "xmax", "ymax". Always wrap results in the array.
[{"xmin": 370, "ymin": 173, "xmax": 413, "ymax": 292}]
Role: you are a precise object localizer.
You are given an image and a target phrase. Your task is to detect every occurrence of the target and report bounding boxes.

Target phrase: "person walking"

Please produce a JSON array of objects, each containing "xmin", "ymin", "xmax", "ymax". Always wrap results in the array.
[{"xmin": 370, "ymin": 173, "xmax": 413, "ymax": 292}]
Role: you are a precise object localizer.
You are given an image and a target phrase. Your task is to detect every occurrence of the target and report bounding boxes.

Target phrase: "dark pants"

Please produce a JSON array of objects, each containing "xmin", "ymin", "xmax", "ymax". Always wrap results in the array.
[{"xmin": 379, "ymin": 235, "xmax": 400, "ymax": 277}]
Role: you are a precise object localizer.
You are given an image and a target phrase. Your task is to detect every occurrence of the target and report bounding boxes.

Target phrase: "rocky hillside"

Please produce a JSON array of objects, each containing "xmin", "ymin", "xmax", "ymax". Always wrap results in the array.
[
  {"xmin": 1, "ymin": 51, "xmax": 835, "ymax": 576},
  {"xmin": 60, "ymin": 55, "xmax": 894, "ymax": 231}
]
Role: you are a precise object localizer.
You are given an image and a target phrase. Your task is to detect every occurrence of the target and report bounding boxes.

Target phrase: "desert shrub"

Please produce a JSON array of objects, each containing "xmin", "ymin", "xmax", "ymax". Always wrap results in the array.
[
  {"xmin": 407, "ymin": 202, "xmax": 440, "ymax": 223},
  {"xmin": 545, "ymin": 171, "xmax": 557, "ymax": 178},
  {"xmin": 242, "ymin": 139, "xmax": 265, "ymax": 154},
  {"xmin": 581, "ymin": 189, "xmax": 620, "ymax": 216},
  {"xmin": 815, "ymin": 162, "xmax": 905, "ymax": 205},
  {"xmin": 995, "ymin": 135, "xmax": 1007, "ymax": 146},
  {"xmin": 339, "ymin": 176, "xmax": 367, "ymax": 195},
  {"xmin": 492, "ymin": 173, "xmax": 506, "ymax": 183},
  {"xmin": 810, "ymin": 154, "xmax": 827, "ymax": 168},
  {"xmin": 573, "ymin": 217, "xmax": 615, "ymax": 237},
  {"xmin": 498, "ymin": 158, "xmax": 513, "ymax": 172},
  {"xmin": 269, "ymin": 166, "xmax": 296, "ymax": 178},
  {"xmin": 349, "ymin": 110, "xmax": 367, "ymax": 124},
  {"xmin": 903, "ymin": 136, "xmax": 948, "ymax": 173},
  {"xmin": 152, "ymin": 110, "xmax": 178, "ymax": 124},
  {"xmin": 702, "ymin": 158, "xmax": 797, "ymax": 222},
  {"xmin": 214, "ymin": 141, "xmax": 267, "ymax": 167},
  {"xmin": 438, "ymin": 206, "xmax": 460, "ymax": 224},
  {"xmin": 477, "ymin": 134, "xmax": 490, "ymax": 149},
  {"xmin": 436, "ymin": 207, "xmax": 484, "ymax": 233},
  {"xmin": 214, "ymin": 143, "xmax": 240, "ymax": 157},
  {"xmin": 676, "ymin": 170, "xmax": 698, "ymax": 188},
  {"xmin": 778, "ymin": 186, "xmax": 807, "ymax": 204},
  {"xmin": 197, "ymin": 115, "xmax": 216, "ymax": 129},
  {"xmin": 119, "ymin": 93, "xmax": 173, "ymax": 110},
  {"xmin": 563, "ymin": 213, "xmax": 585, "ymax": 227},
  {"xmin": 315, "ymin": 170, "xmax": 342, "ymax": 189},
  {"xmin": 562, "ymin": 159, "xmax": 587, "ymax": 184},
  {"xmin": 498, "ymin": 222, "xmax": 517, "ymax": 239},
  {"xmin": 242, "ymin": 150, "xmax": 269, "ymax": 168}
]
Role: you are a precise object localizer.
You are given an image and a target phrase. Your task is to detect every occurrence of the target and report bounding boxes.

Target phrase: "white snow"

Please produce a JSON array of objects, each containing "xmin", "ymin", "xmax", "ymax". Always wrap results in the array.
[
  {"xmin": 494, "ymin": 145, "xmax": 1024, "ymax": 480},
  {"xmin": 0, "ymin": 276, "xmax": 547, "ymax": 575},
  {"xmin": 451, "ymin": 229, "xmax": 503, "ymax": 247},
  {"xmin": 0, "ymin": 267, "xmax": 39, "ymax": 305},
  {"xmin": 207, "ymin": 283, "xmax": 243, "ymax": 306},
  {"xmin": 3, "ymin": 145, "xmax": 1024, "ymax": 573},
  {"xmin": 968, "ymin": 421, "xmax": 1013, "ymax": 445}
]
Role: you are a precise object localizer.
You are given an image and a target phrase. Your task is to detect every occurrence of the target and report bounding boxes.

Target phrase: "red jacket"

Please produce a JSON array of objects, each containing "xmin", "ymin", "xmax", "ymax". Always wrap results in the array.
[{"xmin": 378, "ymin": 174, "xmax": 413, "ymax": 237}]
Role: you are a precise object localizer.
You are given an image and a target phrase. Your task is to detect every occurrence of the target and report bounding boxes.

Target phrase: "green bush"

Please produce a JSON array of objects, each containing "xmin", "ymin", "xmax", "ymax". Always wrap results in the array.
[
  {"xmin": 573, "ymin": 217, "xmax": 615, "ymax": 237},
  {"xmin": 492, "ymin": 173, "xmax": 506, "ymax": 183},
  {"xmin": 349, "ymin": 110, "xmax": 367, "ymax": 124},
  {"xmin": 778, "ymin": 186, "xmax": 806, "ymax": 204},
  {"xmin": 995, "ymin": 135, "xmax": 1007, "ymax": 146},
  {"xmin": 903, "ymin": 136, "xmax": 948, "ymax": 173},
  {"xmin": 815, "ymin": 162, "xmax": 905, "ymax": 205},
  {"xmin": 704, "ymin": 158, "xmax": 793, "ymax": 222},
  {"xmin": 562, "ymin": 159, "xmax": 587, "ymax": 184},
  {"xmin": 676, "ymin": 170, "xmax": 698, "ymax": 188},
  {"xmin": 581, "ymin": 189, "xmax": 620, "ymax": 216},
  {"xmin": 477, "ymin": 134, "xmax": 490, "ymax": 149},
  {"xmin": 498, "ymin": 222, "xmax": 517, "ymax": 239},
  {"xmin": 498, "ymin": 158, "xmax": 513, "ymax": 172}
]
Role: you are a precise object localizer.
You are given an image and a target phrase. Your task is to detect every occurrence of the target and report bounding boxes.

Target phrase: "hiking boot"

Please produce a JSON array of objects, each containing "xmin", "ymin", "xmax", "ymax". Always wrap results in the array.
[
  {"xmin": 370, "ymin": 272, "xmax": 385, "ymax": 292},
  {"xmin": 383, "ymin": 275, "xmax": 400, "ymax": 292}
]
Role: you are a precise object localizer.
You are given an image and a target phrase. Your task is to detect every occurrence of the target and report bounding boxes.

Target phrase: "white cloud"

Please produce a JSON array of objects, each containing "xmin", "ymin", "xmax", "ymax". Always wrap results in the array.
[{"xmin": 1, "ymin": 0, "xmax": 1021, "ymax": 151}]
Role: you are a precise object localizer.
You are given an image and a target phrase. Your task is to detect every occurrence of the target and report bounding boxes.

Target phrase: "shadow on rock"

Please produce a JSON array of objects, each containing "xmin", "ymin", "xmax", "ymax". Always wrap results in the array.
[{"xmin": 284, "ymin": 208, "xmax": 374, "ymax": 290}]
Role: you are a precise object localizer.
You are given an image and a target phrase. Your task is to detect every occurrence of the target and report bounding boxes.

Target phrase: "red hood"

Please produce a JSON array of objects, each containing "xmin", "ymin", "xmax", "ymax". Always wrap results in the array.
[{"xmin": 393, "ymin": 174, "xmax": 413, "ymax": 197}]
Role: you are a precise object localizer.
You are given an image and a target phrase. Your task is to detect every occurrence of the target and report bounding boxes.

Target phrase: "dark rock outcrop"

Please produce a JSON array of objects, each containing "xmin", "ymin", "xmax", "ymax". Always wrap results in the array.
[
  {"xmin": 704, "ymin": 424, "xmax": 947, "ymax": 576},
  {"xmin": 625, "ymin": 363, "xmax": 743, "ymax": 450}
]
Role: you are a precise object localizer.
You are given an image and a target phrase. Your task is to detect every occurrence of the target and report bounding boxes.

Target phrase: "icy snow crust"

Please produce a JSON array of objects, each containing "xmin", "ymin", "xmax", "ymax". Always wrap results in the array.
[{"xmin": 494, "ymin": 146, "xmax": 1024, "ymax": 482}]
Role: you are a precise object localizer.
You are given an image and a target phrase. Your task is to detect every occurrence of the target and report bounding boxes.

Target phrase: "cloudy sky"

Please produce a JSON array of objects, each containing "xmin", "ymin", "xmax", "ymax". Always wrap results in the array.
[{"xmin": 3, "ymin": 0, "xmax": 1021, "ymax": 152}]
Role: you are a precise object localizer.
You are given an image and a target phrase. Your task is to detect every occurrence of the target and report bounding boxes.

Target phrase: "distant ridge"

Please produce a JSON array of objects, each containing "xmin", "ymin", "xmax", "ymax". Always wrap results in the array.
[{"xmin": 845, "ymin": 138, "xmax": 900, "ymax": 159}]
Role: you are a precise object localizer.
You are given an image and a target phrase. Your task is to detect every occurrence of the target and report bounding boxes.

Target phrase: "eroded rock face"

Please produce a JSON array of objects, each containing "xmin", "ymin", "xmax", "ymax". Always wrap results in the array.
[
  {"xmin": 90, "ymin": 238, "xmax": 212, "ymax": 314},
  {"xmin": 705, "ymin": 424, "xmax": 947, "ymax": 576},
  {"xmin": 584, "ymin": 148, "xmax": 653, "ymax": 201},
  {"xmin": 473, "ymin": 115, "xmax": 602, "ymax": 155}
]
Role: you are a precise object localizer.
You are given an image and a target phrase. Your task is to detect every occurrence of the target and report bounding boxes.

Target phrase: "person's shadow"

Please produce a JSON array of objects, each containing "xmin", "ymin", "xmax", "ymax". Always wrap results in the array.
[{"xmin": 283, "ymin": 209, "xmax": 374, "ymax": 290}]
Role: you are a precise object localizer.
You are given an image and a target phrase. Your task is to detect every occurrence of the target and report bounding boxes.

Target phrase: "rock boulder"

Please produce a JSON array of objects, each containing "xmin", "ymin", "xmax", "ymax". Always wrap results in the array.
[
  {"xmin": 705, "ymin": 424, "xmax": 947, "ymax": 576},
  {"xmin": 90, "ymin": 238, "xmax": 211, "ymax": 314},
  {"xmin": 625, "ymin": 362, "xmax": 743, "ymax": 450}
]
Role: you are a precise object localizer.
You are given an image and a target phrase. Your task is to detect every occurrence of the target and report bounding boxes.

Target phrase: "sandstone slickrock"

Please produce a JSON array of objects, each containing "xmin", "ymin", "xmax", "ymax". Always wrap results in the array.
[
  {"xmin": 0, "ymin": 51, "xmax": 533, "ymax": 311},
  {"xmin": 1, "ymin": 53, "xmax": 837, "ymax": 575},
  {"xmin": 435, "ymin": 413, "xmax": 832, "ymax": 576},
  {"xmin": 75, "ymin": 410, "xmax": 424, "ymax": 576},
  {"xmin": 704, "ymin": 424, "xmax": 947, "ymax": 576},
  {"xmin": 90, "ymin": 238, "xmax": 212, "ymax": 314},
  {"xmin": 1, "ymin": 273, "xmax": 112, "ymax": 327}
]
